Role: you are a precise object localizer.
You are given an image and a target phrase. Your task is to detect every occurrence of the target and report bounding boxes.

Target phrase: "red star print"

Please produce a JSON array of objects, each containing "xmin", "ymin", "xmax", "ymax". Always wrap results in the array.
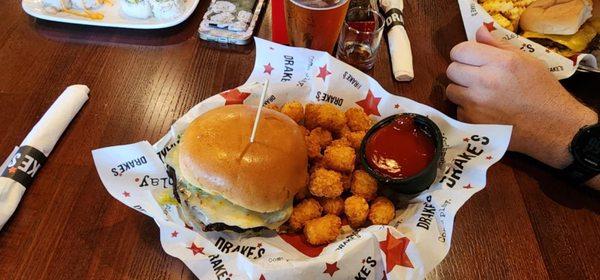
[
  {"xmin": 257, "ymin": 243, "xmax": 262, "ymax": 248},
  {"xmin": 316, "ymin": 64, "xmax": 332, "ymax": 81},
  {"xmin": 463, "ymin": 184, "xmax": 473, "ymax": 189},
  {"xmin": 7, "ymin": 166, "xmax": 17, "ymax": 174},
  {"xmin": 394, "ymin": 104, "xmax": 399, "ymax": 109},
  {"xmin": 259, "ymin": 275, "xmax": 266, "ymax": 280},
  {"xmin": 483, "ymin": 22, "xmax": 496, "ymax": 32},
  {"xmin": 356, "ymin": 90, "xmax": 382, "ymax": 116},
  {"xmin": 323, "ymin": 262, "xmax": 340, "ymax": 277},
  {"xmin": 264, "ymin": 63, "xmax": 274, "ymax": 75},
  {"xmin": 171, "ymin": 231, "xmax": 179, "ymax": 237},
  {"xmin": 463, "ymin": 137, "xmax": 469, "ymax": 142},
  {"xmin": 188, "ymin": 243, "xmax": 205, "ymax": 255},
  {"xmin": 220, "ymin": 88, "xmax": 251, "ymax": 105},
  {"xmin": 486, "ymin": 156, "xmax": 493, "ymax": 160},
  {"xmin": 379, "ymin": 229, "xmax": 413, "ymax": 273},
  {"xmin": 122, "ymin": 191, "xmax": 130, "ymax": 197},
  {"xmin": 569, "ymin": 55, "xmax": 579, "ymax": 66}
]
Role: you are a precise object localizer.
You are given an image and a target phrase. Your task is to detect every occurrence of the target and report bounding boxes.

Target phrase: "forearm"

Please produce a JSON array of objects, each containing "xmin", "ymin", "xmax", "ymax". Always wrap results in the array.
[{"xmin": 520, "ymin": 104, "xmax": 599, "ymax": 189}]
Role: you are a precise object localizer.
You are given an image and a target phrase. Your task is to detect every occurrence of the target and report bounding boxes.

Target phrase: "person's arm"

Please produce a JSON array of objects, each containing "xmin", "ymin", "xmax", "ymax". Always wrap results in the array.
[{"xmin": 445, "ymin": 26, "xmax": 600, "ymax": 189}]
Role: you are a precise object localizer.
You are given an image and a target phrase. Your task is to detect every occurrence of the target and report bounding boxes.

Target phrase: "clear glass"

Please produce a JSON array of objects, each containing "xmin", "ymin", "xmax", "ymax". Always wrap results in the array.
[
  {"xmin": 335, "ymin": 7, "xmax": 384, "ymax": 71},
  {"xmin": 284, "ymin": 0, "xmax": 350, "ymax": 53}
]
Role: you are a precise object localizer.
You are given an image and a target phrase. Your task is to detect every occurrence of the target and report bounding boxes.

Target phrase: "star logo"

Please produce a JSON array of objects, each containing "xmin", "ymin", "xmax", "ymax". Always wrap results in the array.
[
  {"xmin": 264, "ymin": 63, "xmax": 274, "ymax": 75},
  {"xmin": 483, "ymin": 22, "xmax": 496, "ymax": 32},
  {"xmin": 463, "ymin": 137, "xmax": 469, "ymax": 142},
  {"xmin": 7, "ymin": 166, "xmax": 17, "ymax": 174},
  {"xmin": 394, "ymin": 104, "xmax": 400, "ymax": 109},
  {"xmin": 463, "ymin": 184, "xmax": 473, "ymax": 189},
  {"xmin": 316, "ymin": 64, "xmax": 332, "ymax": 81},
  {"xmin": 569, "ymin": 55, "xmax": 579, "ymax": 66},
  {"xmin": 323, "ymin": 262, "xmax": 340, "ymax": 277},
  {"xmin": 122, "ymin": 191, "xmax": 131, "ymax": 198},
  {"xmin": 257, "ymin": 243, "xmax": 262, "ymax": 248},
  {"xmin": 171, "ymin": 231, "xmax": 179, "ymax": 238},
  {"xmin": 486, "ymin": 156, "xmax": 493, "ymax": 160},
  {"xmin": 188, "ymin": 243, "xmax": 205, "ymax": 255},
  {"xmin": 379, "ymin": 229, "xmax": 413, "ymax": 273},
  {"xmin": 356, "ymin": 90, "xmax": 382, "ymax": 116},
  {"xmin": 220, "ymin": 88, "xmax": 251, "ymax": 105}
]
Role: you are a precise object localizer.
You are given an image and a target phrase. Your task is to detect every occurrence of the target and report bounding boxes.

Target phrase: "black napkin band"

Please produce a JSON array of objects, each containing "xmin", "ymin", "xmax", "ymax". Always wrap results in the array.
[
  {"xmin": 384, "ymin": 8, "xmax": 404, "ymax": 33},
  {"xmin": 1, "ymin": 146, "xmax": 47, "ymax": 188}
]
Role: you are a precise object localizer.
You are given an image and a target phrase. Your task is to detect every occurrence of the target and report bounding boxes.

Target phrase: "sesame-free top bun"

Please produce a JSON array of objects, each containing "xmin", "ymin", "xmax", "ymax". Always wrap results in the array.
[
  {"xmin": 178, "ymin": 104, "xmax": 308, "ymax": 213},
  {"xmin": 520, "ymin": 0, "xmax": 593, "ymax": 35}
]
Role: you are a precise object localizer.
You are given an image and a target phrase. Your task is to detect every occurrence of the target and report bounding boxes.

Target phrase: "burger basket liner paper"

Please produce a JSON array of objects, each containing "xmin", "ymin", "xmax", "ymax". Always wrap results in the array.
[
  {"xmin": 458, "ymin": 0, "xmax": 599, "ymax": 79},
  {"xmin": 92, "ymin": 38, "xmax": 512, "ymax": 279}
]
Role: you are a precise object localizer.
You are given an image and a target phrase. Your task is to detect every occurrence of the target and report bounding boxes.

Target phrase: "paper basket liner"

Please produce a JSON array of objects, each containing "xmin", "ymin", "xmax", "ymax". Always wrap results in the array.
[{"xmin": 92, "ymin": 38, "xmax": 512, "ymax": 279}]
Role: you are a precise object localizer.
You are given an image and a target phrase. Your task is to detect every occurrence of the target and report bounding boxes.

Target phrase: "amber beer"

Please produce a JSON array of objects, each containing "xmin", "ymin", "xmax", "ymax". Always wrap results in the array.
[{"xmin": 284, "ymin": 0, "xmax": 350, "ymax": 53}]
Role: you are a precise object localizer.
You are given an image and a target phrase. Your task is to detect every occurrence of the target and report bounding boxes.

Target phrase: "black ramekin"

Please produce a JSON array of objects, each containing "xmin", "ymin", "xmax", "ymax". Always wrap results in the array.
[{"xmin": 359, "ymin": 113, "xmax": 443, "ymax": 195}]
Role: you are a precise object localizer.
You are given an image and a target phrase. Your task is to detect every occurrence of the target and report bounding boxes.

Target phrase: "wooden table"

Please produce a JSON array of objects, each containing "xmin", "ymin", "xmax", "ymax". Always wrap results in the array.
[{"xmin": 0, "ymin": 0, "xmax": 598, "ymax": 279}]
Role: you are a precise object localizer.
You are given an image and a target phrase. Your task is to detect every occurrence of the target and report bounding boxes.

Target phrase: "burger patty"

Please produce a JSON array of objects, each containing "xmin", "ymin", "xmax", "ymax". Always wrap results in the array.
[
  {"xmin": 528, "ymin": 38, "xmax": 570, "ymax": 51},
  {"xmin": 167, "ymin": 165, "xmax": 268, "ymax": 233}
]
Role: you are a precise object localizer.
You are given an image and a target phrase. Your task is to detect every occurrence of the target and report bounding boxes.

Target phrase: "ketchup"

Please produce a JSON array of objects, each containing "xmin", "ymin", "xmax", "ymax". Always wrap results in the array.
[{"xmin": 365, "ymin": 115, "xmax": 435, "ymax": 179}]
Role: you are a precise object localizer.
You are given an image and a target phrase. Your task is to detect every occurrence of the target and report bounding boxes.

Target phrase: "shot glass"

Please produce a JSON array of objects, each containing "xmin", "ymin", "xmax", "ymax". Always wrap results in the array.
[{"xmin": 335, "ymin": 6, "xmax": 384, "ymax": 71}]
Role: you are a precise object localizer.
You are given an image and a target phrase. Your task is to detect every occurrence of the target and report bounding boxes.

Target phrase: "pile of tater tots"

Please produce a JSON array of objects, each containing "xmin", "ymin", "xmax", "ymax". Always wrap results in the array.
[{"xmin": 266, "ymin": 101, "xmax": 396, "ymax": 246}]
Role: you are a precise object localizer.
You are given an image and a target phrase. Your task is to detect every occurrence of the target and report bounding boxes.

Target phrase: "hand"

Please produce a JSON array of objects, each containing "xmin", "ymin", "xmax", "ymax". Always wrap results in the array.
[{"xmin": 445, "ymin": 26, "xmax": 597, "ymax": 169}]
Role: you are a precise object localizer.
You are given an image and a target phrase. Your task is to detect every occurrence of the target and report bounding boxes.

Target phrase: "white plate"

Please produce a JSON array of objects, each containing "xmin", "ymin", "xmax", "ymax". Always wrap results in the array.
[{"xmin": 22, "ymin": 0, "xmax": 200, "ymax": 29}]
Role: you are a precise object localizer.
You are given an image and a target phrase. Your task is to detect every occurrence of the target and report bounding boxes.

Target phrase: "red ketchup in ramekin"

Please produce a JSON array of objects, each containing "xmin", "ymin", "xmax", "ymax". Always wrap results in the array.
[{"xmin": 364, "ymin": 115, "xmax": 435, "ymax": 179}]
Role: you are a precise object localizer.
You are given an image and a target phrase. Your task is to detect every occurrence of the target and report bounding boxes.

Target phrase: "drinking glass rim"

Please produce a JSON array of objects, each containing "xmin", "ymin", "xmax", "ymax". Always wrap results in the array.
[
  {"xmin": 343, "ymin": 6, "xmax": 385, "ymax": 35},
  {"xmin": 289, "ymin": 0, "xmax": 349, "ymax": 11}
]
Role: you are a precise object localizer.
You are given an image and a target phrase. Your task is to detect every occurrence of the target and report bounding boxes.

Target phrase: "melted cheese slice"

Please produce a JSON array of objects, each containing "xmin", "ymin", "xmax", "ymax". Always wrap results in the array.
[
  {"xmin": 522, "ymin": 23, "xmax": 598, "ymax": 52},
  {"xmin": 166, "ymin": 145, "xmax": 292, "ymax": 229}
]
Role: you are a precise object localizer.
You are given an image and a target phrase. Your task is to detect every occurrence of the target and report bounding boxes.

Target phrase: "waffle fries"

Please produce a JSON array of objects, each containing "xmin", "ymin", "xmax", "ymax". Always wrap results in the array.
[{"xmin": 478, "ymin": 0, "xmax": 535, "ymax": 32}]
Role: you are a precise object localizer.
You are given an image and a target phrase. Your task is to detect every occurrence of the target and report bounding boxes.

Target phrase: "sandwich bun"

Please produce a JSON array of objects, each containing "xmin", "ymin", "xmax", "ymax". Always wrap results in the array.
[
  {"xmin": 178, "ymin": 104, "xmax": 308, "ymax": 213},
  {"xmin": 520, "ymin": 0, "xmax": 593, "ymax": 35}
]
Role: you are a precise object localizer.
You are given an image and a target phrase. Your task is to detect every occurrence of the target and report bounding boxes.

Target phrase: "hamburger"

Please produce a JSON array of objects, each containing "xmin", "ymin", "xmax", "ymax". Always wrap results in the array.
[
  {"xmin": 519, "ymin": 0, "xmax": 600, "ymax": 59},
  {"xmin": 165, "ymin": 105, "xmax": 308, "ymax": 232}
]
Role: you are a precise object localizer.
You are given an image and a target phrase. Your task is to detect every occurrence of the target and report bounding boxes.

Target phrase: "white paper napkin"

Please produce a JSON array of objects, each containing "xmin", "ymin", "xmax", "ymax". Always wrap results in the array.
[
  {"xmin": 380, "ymin": 0, "xmax": 414, "ymax": 81},
  {"xmin": 0, "ymin": 85, "xmax": 89, "ymax": 230}
]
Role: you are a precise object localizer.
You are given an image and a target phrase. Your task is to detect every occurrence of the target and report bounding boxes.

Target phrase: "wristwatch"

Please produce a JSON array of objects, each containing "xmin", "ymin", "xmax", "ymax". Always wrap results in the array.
[{"xmin": 563, "ymin": 123, "xmax": 600, "ymax": 185}]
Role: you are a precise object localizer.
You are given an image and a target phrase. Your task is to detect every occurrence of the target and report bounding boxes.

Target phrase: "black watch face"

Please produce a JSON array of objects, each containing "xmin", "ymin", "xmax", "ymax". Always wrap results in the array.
[{"xmin": 572, "ymin": 125, "xmax": 600, "ymax": 172}]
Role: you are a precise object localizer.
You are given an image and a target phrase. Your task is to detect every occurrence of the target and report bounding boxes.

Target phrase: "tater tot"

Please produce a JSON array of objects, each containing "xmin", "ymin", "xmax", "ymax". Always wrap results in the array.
[
  {"xmin": 345, "ymin": 108, "xmax": 372, "ymax": 132},
  {"xmin": 320, "ymin": 197, "xmax": 344, "ymax": 215},
  {"xmin": 264, "ymin": 103, "xmax": 280, "ymax": 111},
  {"xmin": 304, "ymin": 214, "xmax": 342, "ymax": 245},
  {"xmin": 329, "ymin": 138, "xmax": 351, "ymax": 148},
  {"xmin": 344, "ymin": 195, "xmax": 369, "ymax": 228},
  {"xmin": 305, "ymin": 103, "xmax": 346, "ymax": 131},
  {"xmin": 281, "ymin": 101, "xmax": 304, "ymax": 123},
  {"xmin": 304, "ymin": 103, "xmax": 321, "ymax": 130},
  {"xmin": 347, "ymin": 131, "xmax": 366, "ymax": 150},
  {"xmin": 350, "ymin": 170, "xmax": 378, "ymax": 201},
  {"xmin": 300, "ymin": 125, "xmax": 310, "ymax": 136},
  {"xmin": 323, "ymin": 145, "xmax": 355, "ymax": 173},
  {"xmin": 309, "ymin": 168, "xmax": 344, "ymax": 198},
  {"xmin": 336, "ymin": 124, "xmax": 352, "ymax": 139},
  {"xmin": 289, "ymin": 198, "xmax": 322, "ymax": 231},
  {"xmin": 306, "ymin": 136, "xmax": 322, "ymax": 159},
  {"xmin": 309, "ymin": 127, "xmax": 333, "ymax": 148},
  {"xmin": 368, "ymin": 197, "xmax": 396, "ymax": 225}
]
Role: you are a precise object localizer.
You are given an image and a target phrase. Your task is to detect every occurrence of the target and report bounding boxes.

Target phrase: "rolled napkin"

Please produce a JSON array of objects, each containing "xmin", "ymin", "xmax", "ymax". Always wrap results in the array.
[
  {"xmin": 379, "ymin": 0, "xmax": 414, "ymax": 81},
  {"xmin": 0, "ymin": 85, "xmax": 89, "ymax": 230}
]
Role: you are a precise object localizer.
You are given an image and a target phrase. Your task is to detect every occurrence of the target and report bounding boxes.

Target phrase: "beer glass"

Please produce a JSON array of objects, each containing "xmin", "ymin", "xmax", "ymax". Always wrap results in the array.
[{"xmin": 284, "ymin": 0, "xmax": 350, "ymax": 53}]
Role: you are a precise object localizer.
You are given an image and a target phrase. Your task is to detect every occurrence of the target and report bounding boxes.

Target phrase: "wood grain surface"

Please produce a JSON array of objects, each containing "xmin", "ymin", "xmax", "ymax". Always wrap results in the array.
[{"xmin": 0, "ymin": 0, "xmax": 598, "ymax": 279}]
